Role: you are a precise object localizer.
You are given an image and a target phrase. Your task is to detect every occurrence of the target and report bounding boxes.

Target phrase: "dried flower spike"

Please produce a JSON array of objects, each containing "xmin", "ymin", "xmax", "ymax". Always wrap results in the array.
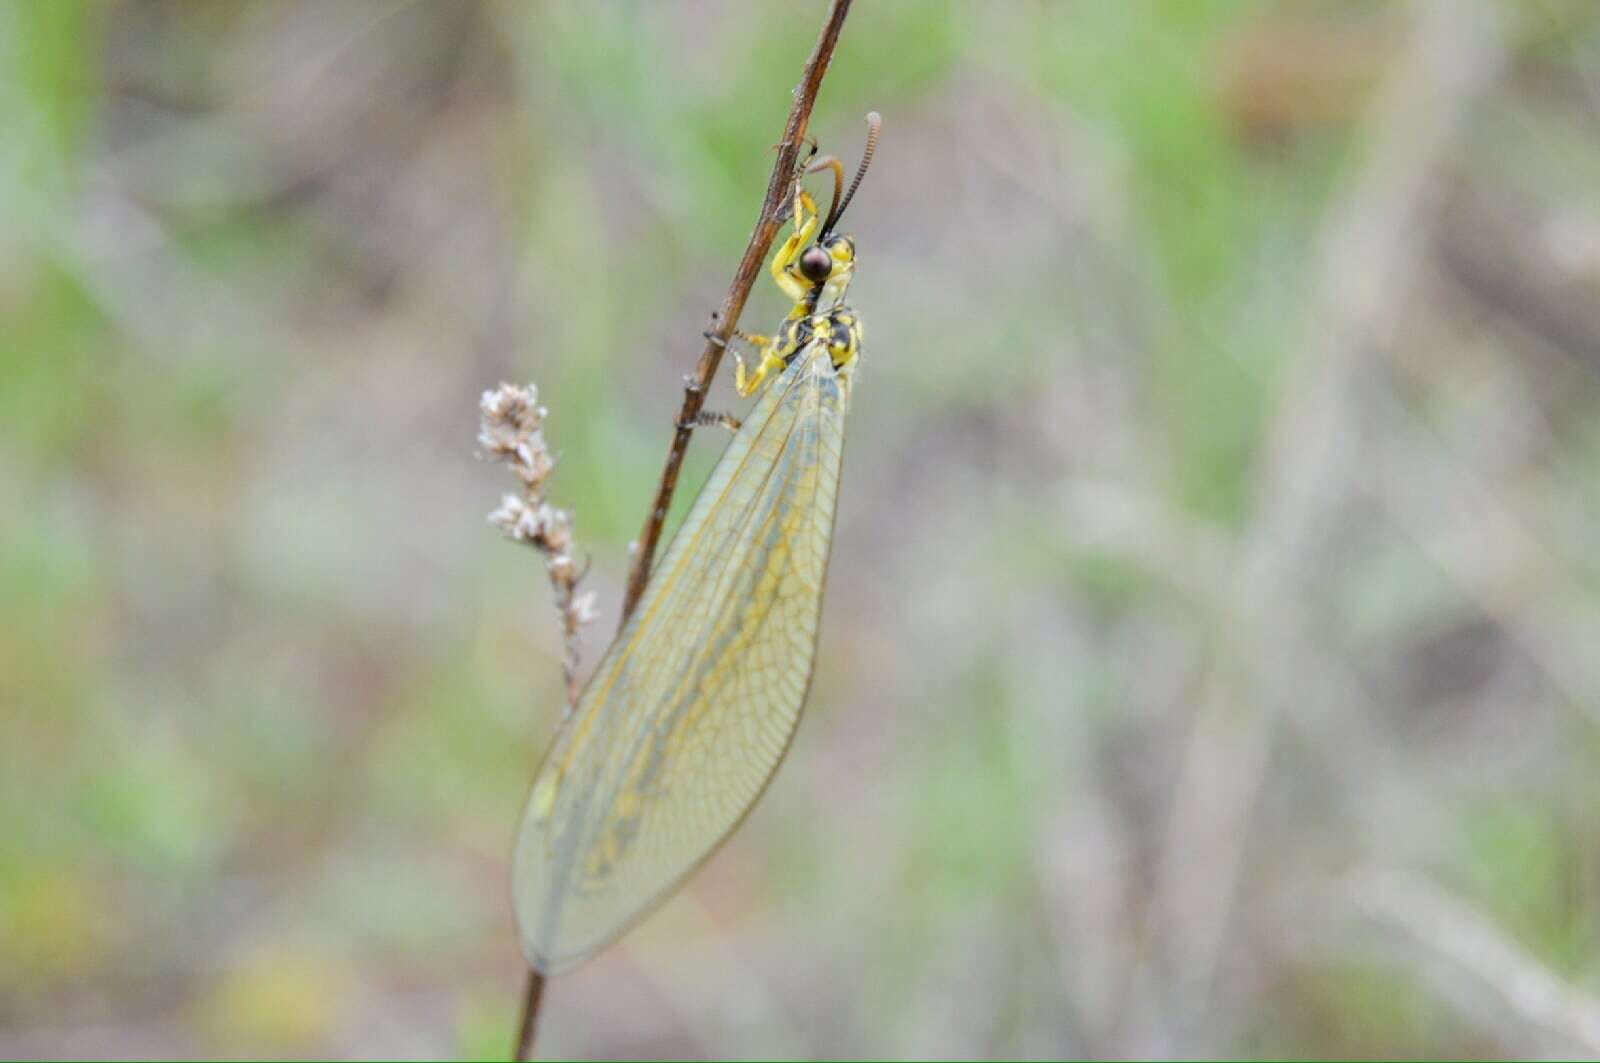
[{"xmin": 479, "ymin": 382, "xmax": 593, "ymax": 709}]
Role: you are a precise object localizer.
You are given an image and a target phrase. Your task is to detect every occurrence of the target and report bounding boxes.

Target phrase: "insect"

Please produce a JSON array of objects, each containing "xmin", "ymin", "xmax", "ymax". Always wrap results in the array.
[{"xmin": 513, "ymin": 115, "xmax": 881, "ymax": 973}]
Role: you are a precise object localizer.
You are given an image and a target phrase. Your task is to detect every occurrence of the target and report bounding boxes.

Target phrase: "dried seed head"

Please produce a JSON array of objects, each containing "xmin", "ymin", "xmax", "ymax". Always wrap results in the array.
[{"xmin": 478, "ymin": 381, "xmax": 594, "ymax": 677}]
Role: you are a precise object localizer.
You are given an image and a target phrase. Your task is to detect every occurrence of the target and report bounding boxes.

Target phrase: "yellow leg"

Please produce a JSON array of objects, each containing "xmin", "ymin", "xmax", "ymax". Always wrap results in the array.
[
  {"xmin": 705, "ymin": 309, "xmax": 770, "ymax": 351},
  {"xmin": 732, "ymin": 184, "xmax": 825, "ymax": 398},
  {"xmin": 734, "ymin": 345, "xmax": 787, "ymax": 398},
  {"xmin": 704, "ymin": 326, "xmax": 771, "ymax": 355},
  {"xmin": 713, "ymin": 327, "xmax": 778, "ymax": 398},
  {"xmin": 770, "ymin": 189, "xmax": 820, "ymax": 303},
  {"xmin": 679, "ymin": 409, "xmax": 742, "ymax": 433}
]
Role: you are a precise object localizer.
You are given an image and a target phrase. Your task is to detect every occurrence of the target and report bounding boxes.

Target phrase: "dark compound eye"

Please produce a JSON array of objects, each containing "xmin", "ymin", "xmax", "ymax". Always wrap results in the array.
[{"xmin": 798, "ymin": 246, "xmax": 833, "ymax": 283}]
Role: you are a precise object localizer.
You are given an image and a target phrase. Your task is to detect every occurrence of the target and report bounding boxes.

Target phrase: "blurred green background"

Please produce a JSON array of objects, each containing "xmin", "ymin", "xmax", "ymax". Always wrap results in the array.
[{"xmin": 6, "ymin": 0, "xmax": 1600, "ymax": 1057}]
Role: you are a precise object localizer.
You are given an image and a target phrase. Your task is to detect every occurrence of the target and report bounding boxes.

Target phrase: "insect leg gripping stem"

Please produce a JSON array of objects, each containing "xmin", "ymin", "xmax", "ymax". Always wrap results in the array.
[{"xmin": 770, "ymin": 188, "xmax": 822, "ymax": 304}]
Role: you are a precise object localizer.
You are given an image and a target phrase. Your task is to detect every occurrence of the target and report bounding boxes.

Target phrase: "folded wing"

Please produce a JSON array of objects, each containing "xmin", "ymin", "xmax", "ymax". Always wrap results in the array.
[{"xmin": 514, "ymin": 346, "xmax": 851, "ymax": 972}]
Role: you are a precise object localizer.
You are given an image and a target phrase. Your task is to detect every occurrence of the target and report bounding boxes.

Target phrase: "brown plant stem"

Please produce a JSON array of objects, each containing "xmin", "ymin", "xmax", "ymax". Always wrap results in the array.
[
  {"xmin": 511, "ymin": 2, "xmax": 853, "ymax": 1058},
  {"xmin": 512, "ymin": 969, "xmax": 546, "ymax": 1063},
  {"xmin": 617, "ymin": 0, "xmax": 855, "ymax": 620}
]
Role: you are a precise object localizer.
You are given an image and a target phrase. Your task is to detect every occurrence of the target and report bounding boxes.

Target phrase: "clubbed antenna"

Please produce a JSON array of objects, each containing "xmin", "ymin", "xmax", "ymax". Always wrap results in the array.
[{"xmin": 824, "ymin": 111, "xmax": 880, "ymax": 235}]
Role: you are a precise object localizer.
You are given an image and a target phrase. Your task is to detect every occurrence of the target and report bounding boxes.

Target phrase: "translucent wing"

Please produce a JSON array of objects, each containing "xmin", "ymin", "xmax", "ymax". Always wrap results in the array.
[{"xmin": 513, "ymin": 344, "xmax": 853, "ymax": 972}]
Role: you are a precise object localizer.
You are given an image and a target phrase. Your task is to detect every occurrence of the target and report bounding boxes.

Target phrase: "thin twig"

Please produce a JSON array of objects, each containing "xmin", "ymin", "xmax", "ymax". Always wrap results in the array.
[
  {"xmin": 512, "ymin": 969, "xmax": 547, "ymax": 1063},
  {"xmin": 618, "ymin": 0, "xmax": 855, "ymax": 620},
  {"xmin": 510, "ymin": 3, "xmax": 854, "ymax": 1057}
]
